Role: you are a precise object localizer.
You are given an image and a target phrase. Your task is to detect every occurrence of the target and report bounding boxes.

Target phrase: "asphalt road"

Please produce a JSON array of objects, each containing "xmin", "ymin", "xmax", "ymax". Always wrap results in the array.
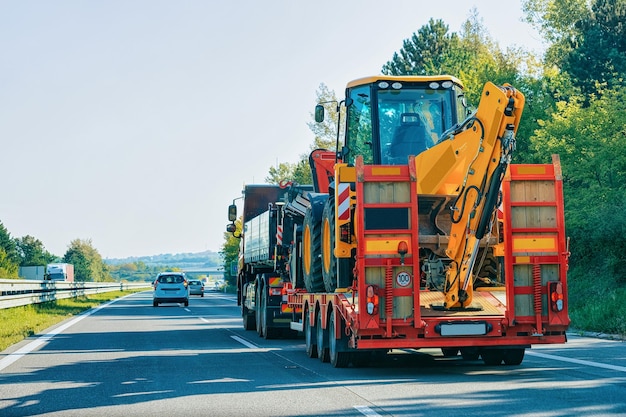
[{"xmin": 1, "ymin": 291, "xmax": 625, "ymax": 417}]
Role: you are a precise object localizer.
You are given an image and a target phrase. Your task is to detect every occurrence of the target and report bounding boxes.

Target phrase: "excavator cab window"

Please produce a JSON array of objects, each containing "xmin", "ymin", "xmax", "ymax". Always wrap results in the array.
[
  {"xmin": 344, "ymin": 85, "xmax": 374, "ymax": 165},
  {"xmin": 344, "ymin": 79, "xmax": 460, "ymax": 166}
]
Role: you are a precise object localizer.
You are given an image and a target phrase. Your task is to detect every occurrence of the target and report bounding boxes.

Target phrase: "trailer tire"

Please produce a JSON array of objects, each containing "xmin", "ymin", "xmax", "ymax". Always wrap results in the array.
[
  {"xmin": 441, "ymin": 348, "xmax": 459, "ymax": 357},
  {"xmin": 460, "ymin": 347, "xmax": 480, "ymax": 361},
  {"xmin": 329, "ymin": 308, "xmax": 350, "ymax": 368},
  {"xmin": 303, "ymin": 208, "xmax": 325, "ymax": 293},
  {"xmin": 304, "ymin": 309, "xmax": 317, "ymax": 358},
  {"xmin": 481, "ymin": 349, "xmax": 504, "ymax": 366},
  {"xmin": 503, "ymin": 348, "xmax": 525, "ymax": 365},
  {"xmin": 316, "ymin": 311, "xmax": 330, "ymax": 363}
]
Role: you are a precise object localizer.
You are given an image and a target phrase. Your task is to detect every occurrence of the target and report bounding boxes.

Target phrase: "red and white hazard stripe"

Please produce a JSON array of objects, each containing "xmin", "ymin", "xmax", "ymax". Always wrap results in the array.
[
  {"xmin": 276, "ymin": 224, "xmax": 283, "ymax": 245},
  {"xmin": 337, "ymin": 183, "xmax": 350, "ymax": 220}
]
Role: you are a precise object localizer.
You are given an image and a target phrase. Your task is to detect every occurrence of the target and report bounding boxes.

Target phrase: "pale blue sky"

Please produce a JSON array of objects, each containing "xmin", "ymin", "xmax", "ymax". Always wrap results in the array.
[{"xmin": 0, "ymin": 1, "xmax": 543, "ymax": 259}]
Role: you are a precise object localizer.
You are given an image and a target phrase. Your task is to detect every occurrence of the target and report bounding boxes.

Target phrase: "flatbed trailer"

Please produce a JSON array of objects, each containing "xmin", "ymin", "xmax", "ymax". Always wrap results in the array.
[{"xmin": 286, "ymin": 157, "xmax": 569, "ymax": 367}]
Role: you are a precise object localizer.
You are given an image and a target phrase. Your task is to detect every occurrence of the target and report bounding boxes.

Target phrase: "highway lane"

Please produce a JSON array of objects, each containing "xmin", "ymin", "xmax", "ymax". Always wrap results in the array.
[{"xmin": 1, "ymin": 291, "xmax": 625, "ymax": 416}]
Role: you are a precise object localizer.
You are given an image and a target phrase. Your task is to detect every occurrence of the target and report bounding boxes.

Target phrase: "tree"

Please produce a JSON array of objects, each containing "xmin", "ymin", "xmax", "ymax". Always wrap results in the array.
[
  {"xmin": 15, "ymin": 235, "xmax": 57, "ymax": 266},
  {"xmin": 220, "ymin": 219, "xmax": 241, "ymax": 287},
  {"xmin": 0, "ymin": 221, "xmax": 19, "ymax": 278},
  {"xmin": 381, "ymin": 11, "xmax": 547, "ymax": 162},
  {"xmin": 523, "ymin": 0, "xmax": 626, "ymax": 97},
  {"xmin": 382, "ymin": 18, "xmax": 464, "ymax": 77},
  {"xmin": 62, "ymin": 239, "xmax": 113, "ymax": 282}
]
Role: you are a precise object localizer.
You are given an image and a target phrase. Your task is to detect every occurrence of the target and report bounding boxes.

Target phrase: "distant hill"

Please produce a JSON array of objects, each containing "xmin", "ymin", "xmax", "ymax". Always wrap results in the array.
[{"xmin": 105, "ymin": 250, "xmax": 220, "ymax": 270}]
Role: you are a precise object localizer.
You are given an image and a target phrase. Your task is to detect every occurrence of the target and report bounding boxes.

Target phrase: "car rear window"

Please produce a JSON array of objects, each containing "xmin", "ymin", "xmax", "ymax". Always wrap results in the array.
[
  {"xmin": 158, "ymin": 275, "xmax": 185, "ymax": 284},
  {"xmin": 189, "ymin": 280, "xmax": 201, "ymax": 285}
]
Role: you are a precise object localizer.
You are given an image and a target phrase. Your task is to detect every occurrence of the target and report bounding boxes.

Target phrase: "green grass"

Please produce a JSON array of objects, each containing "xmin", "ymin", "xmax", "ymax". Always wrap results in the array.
[{"xmin": 0, "ymin": 290, "xmax": 145, "ymax": 352}]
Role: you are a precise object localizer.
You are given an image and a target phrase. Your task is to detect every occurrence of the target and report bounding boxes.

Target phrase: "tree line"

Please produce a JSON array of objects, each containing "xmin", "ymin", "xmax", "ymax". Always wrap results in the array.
[
  {"xmin": 223, "ymin": 0, "xmax": 626, "ymax": 335},
  {"xmin": 0, "ymin": 221, "xmax": 179, "ymax": 282}
]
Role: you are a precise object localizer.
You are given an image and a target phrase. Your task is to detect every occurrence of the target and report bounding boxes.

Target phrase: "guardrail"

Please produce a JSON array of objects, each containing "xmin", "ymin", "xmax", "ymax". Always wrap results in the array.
[{"xmin": 0, "ymin": 279, "xmax": 152, "ymax": 309}]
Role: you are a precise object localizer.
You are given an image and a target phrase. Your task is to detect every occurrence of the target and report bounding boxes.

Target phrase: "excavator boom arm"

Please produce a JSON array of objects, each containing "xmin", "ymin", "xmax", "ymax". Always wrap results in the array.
[{"xmin": 415, "ymin": 82, "xmax": 525, "ymax": 309}]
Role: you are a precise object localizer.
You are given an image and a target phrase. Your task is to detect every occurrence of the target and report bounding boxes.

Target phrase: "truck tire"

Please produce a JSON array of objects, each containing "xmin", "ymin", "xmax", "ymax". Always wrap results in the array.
[
  {"xmin": 255, "ymin": 284, "xmax": 264, "ymax": 337},
  {"xmin": 303, "ymin": 208, "xmax": 325, "ymax": 293},
  {"xmin": 260, "ymin": 285, "xmax": 279, "ymax": 339},
  {"xmin": 304, "ymin": 309, "xmax": 317, "ymax": 358},
  {"xmin": 242, "ymin": 305, "xmax": 256, "ymax": 331},
  {"xmin": 316, "ymin": 311, "xmax": 330, "ymax": 363},
  {"xmin": 321, "ymin": 200, "xmax": 338, "ymax": 292},
  {"xmin": 329, "ymin": 308, "xmax": 350, "ymax": 368}
]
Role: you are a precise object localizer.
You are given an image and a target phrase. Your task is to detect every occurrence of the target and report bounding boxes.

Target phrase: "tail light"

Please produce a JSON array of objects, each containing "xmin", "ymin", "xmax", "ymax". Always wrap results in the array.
[
  {"xmin": 549, "ymin": 281, "xmax": 564, "ymax": 312},
  {"xmin": 366, "ymin": 285, "xmax": 379, "ymax": 315}
]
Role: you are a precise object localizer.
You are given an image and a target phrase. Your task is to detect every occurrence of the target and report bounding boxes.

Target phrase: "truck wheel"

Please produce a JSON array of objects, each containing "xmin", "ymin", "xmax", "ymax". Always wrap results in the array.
[
  {"xmin": 304, "ymin": 309, "xmax": 317, "ymax": 358},
  {"xmin": 321, "ymin": 200, "xmax": 338, "ymax": 292},
  {"xmin": 242, "ymin": 305, "xmax": 256, "ymax": 331},
  {"xmin": 303, "ymin": 208, "xmax": 325, "ymax": 293},
  {"xmin": 503, "ymin": 348, "xmax": 525, "ymax": 365},
  {"xmin": 329, "ymin": 308, "xmax": 350, "ymax": 368},
  {"xmin": 260, "ymin": 287, "xmax": 278, "ymax": 340},
  {"xmin": 316, "ymin": 311, "xmax": 330, "ymax": 363},
  {"xmin": 481, "ymin": 349, "xmax": 504, "ymax": 366}
]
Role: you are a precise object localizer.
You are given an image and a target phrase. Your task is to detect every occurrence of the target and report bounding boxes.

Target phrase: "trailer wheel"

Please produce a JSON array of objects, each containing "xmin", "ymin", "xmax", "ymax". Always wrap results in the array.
[
  {"xmin": 304, "ymin": 309, "xmax": 317, "ymax": 358},
  {"xmin": 316, "ymin": 311, "xmax": 330, "ymax": 363},
  {"xmin": 460, "ymin": 347, "xmax": 480, "ymax": 361},
  {"xmin": 441, "ymin": 348, "xmax": 459, "ymax": 357},
  {"xmin": 503, "ymin": 348, "xmax": 525, "ymax": 365},
  {"xmin": 303, "ymin": 208, "xmax": 325, "ymax": 293},
  {"xmin": 481, "ymin": 349, "xmax": 504, "ymax": 366},
  {"xmin": 329, "ymin": 308, "xmax": 350, "ymax": 368},
  {"xmin": 350, "ymin": 352, "xmax": 372, "ymax": 368}
]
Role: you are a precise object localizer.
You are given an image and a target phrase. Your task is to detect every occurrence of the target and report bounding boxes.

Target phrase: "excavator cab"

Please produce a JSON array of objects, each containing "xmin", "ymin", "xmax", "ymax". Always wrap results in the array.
[{"xmin": 341, "ymin": 76, "xmax": 467, "ymax": 165}]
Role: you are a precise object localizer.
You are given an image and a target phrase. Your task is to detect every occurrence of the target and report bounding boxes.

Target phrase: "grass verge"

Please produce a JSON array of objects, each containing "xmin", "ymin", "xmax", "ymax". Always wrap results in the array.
[{"xmin": 0, "ymin": 289, "xmax": 145, "ymax": 353}]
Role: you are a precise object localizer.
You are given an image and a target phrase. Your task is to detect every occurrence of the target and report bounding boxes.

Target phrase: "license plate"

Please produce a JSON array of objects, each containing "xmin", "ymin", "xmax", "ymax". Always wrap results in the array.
[{"xmin": 439, "ymin": 322, "xmax": 488, "ymax": 336}]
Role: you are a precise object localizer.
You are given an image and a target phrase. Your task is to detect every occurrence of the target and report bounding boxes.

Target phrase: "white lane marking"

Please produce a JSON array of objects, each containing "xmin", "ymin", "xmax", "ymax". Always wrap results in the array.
[
  {"xmin": 527, "ymin": 351, "xmax": 626, "ymax": 373},
  {"xmin": 199, "ymin": 317, "xmax": 210, "ymax": 323},
  {"xmin": 0, "ymin": 298, "xmax": 120, "ymax": 372},
  {"xmin": 230, "ymin": 335, "xmax": 258, "ymax": 349},
  {"xmin": 354, "ymin": 405, "xmax": 382, "ymax": 416}
]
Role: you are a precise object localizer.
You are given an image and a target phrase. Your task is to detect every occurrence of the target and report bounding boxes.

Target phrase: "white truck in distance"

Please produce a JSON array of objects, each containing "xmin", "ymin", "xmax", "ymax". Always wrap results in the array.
[{"xmin": 46, "ymin": 263, "xmax": 75, "ymax": 282}]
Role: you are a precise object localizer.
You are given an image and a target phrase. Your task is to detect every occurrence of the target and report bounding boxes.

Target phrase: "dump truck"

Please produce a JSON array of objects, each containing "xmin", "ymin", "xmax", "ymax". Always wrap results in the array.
[
  {"xmin": 227, "ymin": 183, "xmax": 314, "ymax": 338},
  {"xmin": 227, "ymin": 75, "xmax": 569, "ymax": 367}
]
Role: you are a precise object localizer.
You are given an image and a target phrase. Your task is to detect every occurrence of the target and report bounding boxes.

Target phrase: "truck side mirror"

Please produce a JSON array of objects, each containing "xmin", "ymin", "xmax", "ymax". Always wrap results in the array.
[
  {"xmin": 226, "ymin": 223, "xmax": 237, "ymax": 233},
  {"xmin": 228, "ymin": 204, "xmax": 237, "ymax": 222},
  {"xmin": 314, "ymin": 104, "xmax": 325, "ymax": 123}
]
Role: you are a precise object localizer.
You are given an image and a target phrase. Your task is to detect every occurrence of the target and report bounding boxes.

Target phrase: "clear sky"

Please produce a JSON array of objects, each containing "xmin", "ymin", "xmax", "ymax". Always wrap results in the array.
[{"xmin": 0, "ymin": 1, "xmax": 543, "ymax": 260}]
